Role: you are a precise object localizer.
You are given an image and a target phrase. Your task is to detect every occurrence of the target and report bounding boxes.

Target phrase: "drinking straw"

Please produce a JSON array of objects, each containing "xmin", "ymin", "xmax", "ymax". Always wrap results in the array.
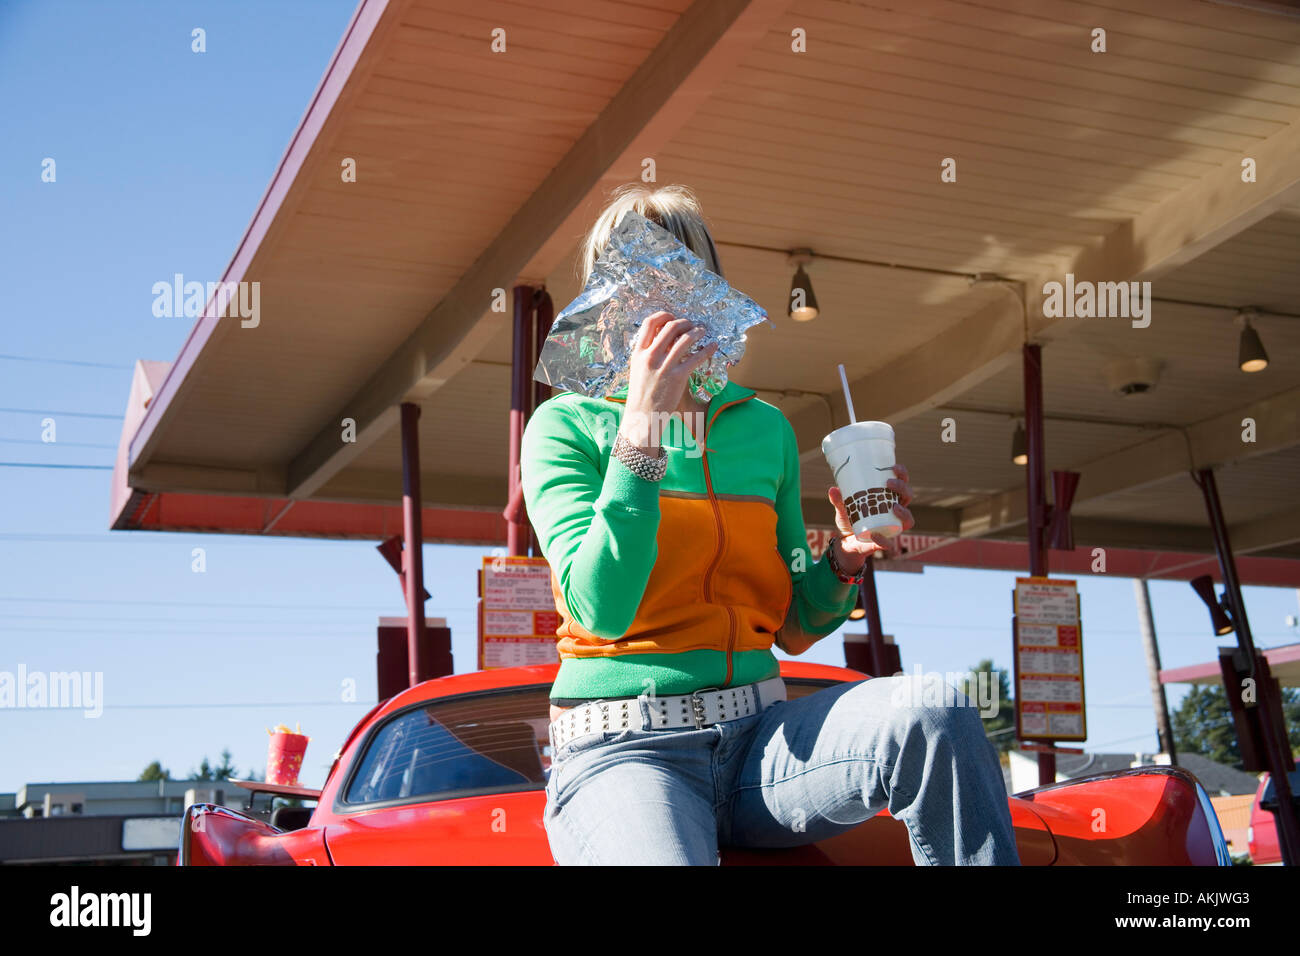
[{"xmin": 837, "ymin": 363, "xmax": 857, "ymax": 424}]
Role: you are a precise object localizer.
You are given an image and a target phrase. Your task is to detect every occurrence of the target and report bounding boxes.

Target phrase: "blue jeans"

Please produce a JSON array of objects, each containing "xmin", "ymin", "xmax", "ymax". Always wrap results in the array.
[{"xmin": 544, "ymin": 673, "xmax": 1021, "ymax": 865}]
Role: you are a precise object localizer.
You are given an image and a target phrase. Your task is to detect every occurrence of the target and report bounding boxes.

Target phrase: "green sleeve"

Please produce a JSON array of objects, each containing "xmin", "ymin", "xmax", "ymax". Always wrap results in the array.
[
  {"xmin": 520, "ymin": 398, "xmax": 662, "ymax": 642},
  {"xmin": 773, "ymin": 414, "xmax": 859, "ymax": 655}
]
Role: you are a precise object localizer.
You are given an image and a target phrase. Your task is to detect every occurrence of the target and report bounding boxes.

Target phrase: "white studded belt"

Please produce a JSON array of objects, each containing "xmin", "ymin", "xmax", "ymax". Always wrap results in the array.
[{"xmin": 548, "ymin": 677, "xmax": 786, "ymax": 750}]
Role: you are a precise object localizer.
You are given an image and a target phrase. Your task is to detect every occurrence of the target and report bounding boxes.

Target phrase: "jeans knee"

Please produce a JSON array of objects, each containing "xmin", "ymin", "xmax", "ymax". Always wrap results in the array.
[
  {"xmin": 897, "ymin": 705, "xmax": 958, "ymax": 745},
  {"xmin": 888, "ymin": 672, "xmax": 972, "ymax": 709},
  {"xmin": 887, "ymin": 674, "xmax": 983, "ymax": 742},
  {"xmin": 927, "ymin": 698, "xmax": 985, "ymax": 743}
]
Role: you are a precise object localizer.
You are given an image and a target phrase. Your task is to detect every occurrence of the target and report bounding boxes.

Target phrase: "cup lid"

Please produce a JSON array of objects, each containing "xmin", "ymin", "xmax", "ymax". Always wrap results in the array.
[{"xmin": 821, "ymin": 420, "xmax": 895, "ymax": 452}]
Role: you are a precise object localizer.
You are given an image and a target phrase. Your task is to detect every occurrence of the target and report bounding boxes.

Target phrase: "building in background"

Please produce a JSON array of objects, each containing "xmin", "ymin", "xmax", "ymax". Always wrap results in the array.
[
  {"xmin": 0, "ymin": 779, "xmax": 252, "ymax": 865},
  {"xmin": 1009, "ymin": 749, "xmax": 1260, "ymax": 795}
]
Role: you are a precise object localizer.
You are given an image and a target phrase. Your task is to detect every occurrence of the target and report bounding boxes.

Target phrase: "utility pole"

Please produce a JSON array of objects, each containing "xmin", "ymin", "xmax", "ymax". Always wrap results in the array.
[{"xmin": 1133, "ymin": 578, "xmax": 1176, "ymax": 761}]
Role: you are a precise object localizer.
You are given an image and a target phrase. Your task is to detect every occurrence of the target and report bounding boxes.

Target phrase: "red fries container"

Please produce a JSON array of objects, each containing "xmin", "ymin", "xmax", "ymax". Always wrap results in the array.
[{"xmin": 266, "ymin": 731, "xmax": 309, "ymax": 786}]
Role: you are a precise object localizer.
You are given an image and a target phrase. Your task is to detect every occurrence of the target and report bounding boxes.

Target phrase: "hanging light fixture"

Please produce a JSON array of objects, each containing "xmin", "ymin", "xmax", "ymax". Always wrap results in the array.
[
  {"xmin": 1011, "ymin": 420, "xmax": 1027, "ymax": 466},
  {"xmin": 1190, "ymin": 575, "xmax": 1235, "ymax": 636},
  {"xmin": 787, "ymin": 249, "xmax": 818, "ymax": 322},
  {"xmin": 1236, "ymin": 309, "xmax": 1268, "ymax": 373}
]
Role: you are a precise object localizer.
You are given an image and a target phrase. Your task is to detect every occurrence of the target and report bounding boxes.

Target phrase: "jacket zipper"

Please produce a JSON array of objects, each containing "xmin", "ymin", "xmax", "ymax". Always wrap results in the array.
[
  {"xmin": 699, "ymin": 397, "xmax": 751, "ymax": 687},
  {"xmin": 609, "ymin": 389, "xmax": 755, "ymax": 688}
]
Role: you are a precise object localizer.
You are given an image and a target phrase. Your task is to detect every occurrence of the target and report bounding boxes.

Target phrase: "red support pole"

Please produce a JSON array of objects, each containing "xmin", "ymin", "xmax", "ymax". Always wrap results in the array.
[
  {"xmin": 848, "ymin": 556, "xmax": 901, "ymax": 677},
  {"xmin": 508, "ymin": 285, "xmax": 533, "ymax": 556},
  {"xmin": 860, "ymin": 557, "xmax": 884, "ymax": 641},
  {"xmin": 530, "ymin": 289, "xmax": 554, "ymax": 558},
  {"xmin": 1024, "ymin": 344, "xmax": 1047, "ymax": 578},
  {"xmin": 533, "ymin": 288, "xmax": 554, "ymax": 416},
  {"xmin": 1023, "ymin": 343, "xmax": 1055, "ymax": 785},
  {"xmin": 400, "ymin": 401, "xmax": 426, "ymax": 688}
]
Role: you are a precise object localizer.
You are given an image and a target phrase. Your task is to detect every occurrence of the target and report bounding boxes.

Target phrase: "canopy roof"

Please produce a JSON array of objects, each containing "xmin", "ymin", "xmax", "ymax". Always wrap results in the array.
[
  {"xmin": 1161, "ymin": 642, "xmax": 1300, "ymax": 688},
  {"xmin": 113, "ymin": 0, "xmax": 1300, "ymax": 585}
]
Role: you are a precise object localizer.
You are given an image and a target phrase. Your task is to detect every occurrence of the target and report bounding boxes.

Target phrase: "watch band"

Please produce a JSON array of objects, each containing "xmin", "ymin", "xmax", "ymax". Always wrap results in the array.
[
  {"xmin": 825, "ymin": 538, "xmax": 866, "ymax": 585},
  {"xmin": 612, "ymin": 430, "xmax": 668, "ymax": 482}
]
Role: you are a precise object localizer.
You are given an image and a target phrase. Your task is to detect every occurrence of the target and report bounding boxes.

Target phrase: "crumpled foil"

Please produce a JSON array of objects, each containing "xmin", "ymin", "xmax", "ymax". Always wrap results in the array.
[{"xmin": 533, "ymin": 209, "xmax": 773, "ymax": 402}]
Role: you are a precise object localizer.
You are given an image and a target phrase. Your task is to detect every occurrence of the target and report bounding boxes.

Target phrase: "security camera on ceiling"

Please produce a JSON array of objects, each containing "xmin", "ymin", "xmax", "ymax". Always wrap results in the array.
[{"xmin": 1103, "ymin": 356, "xmax": 1163, "ymax": 397}]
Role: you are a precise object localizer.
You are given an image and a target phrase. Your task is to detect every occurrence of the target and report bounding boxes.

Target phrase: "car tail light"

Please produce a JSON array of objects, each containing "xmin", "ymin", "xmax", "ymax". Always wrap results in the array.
[{"xmin": 179, "ymin": 804, "xmax": 297, "ymax": 866}]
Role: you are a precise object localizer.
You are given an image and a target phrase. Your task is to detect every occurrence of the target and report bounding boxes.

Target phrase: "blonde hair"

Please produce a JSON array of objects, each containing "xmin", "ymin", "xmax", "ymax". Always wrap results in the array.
[{"xmin": 577, "ymin": 183, "xmax": 724, "ymax": 288}]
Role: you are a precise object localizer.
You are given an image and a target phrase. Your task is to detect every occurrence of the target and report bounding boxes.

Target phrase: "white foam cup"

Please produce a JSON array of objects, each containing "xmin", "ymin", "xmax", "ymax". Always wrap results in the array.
[{"xmin": 821, "ymin": 421, "xmax": 902, "ymax": 539}]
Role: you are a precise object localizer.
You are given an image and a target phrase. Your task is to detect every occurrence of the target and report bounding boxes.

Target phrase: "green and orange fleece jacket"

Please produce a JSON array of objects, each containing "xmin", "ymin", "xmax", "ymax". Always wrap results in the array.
[{"xmin": 519, "ymin": 378, "xmax": 860, "ymax": 703}]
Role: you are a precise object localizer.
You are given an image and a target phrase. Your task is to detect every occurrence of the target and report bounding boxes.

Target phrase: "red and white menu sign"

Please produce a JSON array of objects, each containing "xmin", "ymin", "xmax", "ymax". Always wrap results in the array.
[
  {"xmin": 477, "ymin": 556, "xmax": 561, "ymax": 669},
  {"xmin": 1013, "ymin": 576, "xmax": 1086, "ymax": 742}
]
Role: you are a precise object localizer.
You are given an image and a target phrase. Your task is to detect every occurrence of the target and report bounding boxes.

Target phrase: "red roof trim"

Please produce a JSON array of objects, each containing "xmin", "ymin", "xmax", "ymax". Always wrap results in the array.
[{"xmin": 1160, "ymin": 643, "xmax": 1300, "ymax": 685}]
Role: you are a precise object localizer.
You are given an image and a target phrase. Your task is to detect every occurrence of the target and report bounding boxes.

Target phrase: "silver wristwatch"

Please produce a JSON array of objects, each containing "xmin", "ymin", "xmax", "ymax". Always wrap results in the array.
[{"xmin": 612, "ymin": 431, "xmax": 668, "ymax": 482}]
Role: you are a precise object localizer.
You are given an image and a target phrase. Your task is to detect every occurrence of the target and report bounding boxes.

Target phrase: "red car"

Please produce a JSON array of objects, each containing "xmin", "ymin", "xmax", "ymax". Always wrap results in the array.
[
  {"xmin": 1247, "ymin": 770, "xmax": 1300, "ymax": 864},
  {"xmin": 180, "ymin": 662, "xmax": 1232, "ymax": 865}
]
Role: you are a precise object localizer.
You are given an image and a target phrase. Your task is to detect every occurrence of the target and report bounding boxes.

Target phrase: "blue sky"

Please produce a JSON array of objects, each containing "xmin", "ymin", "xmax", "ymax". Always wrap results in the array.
[{"xmin": 2, "ymin": 0, "xmax": 1298, "ymax": 794}]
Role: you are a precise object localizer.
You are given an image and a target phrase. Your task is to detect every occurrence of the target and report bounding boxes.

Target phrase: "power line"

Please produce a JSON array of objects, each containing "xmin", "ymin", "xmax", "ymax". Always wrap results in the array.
[
  {"xmin": 1089, "ymin": 691, "xmax": 1150, "ymax": 705},
  {"xmin": 0, "ymin": 612, "xmax": 448, "ymax": 625},
  {"xmin": 0, "ymin": 596, "xmax": 408, "ymax": 610},
  {"xmin": 1089, "ymin": 704, "xmax": 1156, "ymax": 709},
  {"xmin": 0, "ymin": 532, "xmax": 377, "ymax": 543},
  {"xmin": 0, "ymin": 628, "xmax": 467, "ymax": 639},
  {"xmin": 0, "ymin": 438, "xmax": 117, "ymax": 449},
  {"xmin": 0, "ymin": 408, "xmax": 122, "ymax": 420},
  {"xmin": 0, "ymin": 460, "xmax": 112, "ymax": 468},
  {"xmin": 0, "ymin": 700, "xmax": 380, "ymax": 712},
  {"xmin": 0, "ymin": 532, "xmax": 484, "ymax": 546},
  {"xmin": 0, "ymin": 618, "xmax": 474, "ymax": 629},
  {"xmin": 1089, "ymin": 732, "xmax": 1159, "ymax": 749},
  {"xmin": 0, "ymin": 595, "xmax": 1293, "ymax": 640},
  {"xmin": 0, "ymin": 354, "xmax": 132, "ymax": 370},
  {"xmin": 0, "ymin": 626, "xmax": 392, "ymax": 636}
]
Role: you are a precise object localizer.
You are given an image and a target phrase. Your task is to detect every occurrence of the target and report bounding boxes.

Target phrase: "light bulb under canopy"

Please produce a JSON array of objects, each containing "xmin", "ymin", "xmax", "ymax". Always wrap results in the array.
[
  {"xmin": 788, "ymin": 256, "xmax": 819, "ymax": 322},
  {"xmin": 1011, "ymin": 421, "xmax": 1027, "ymax": 466},
  {"xmin": 1189, "ymin": 574, "xmax": 1235, "ymax": 636},
  {"xmin": 1238, "ymin": 318, "xmax": 1268, "ymax": 373}
]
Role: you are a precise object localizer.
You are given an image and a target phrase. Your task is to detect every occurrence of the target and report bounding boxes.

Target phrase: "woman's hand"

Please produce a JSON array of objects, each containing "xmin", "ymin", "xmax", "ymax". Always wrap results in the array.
[
  {"xmin": 827, "ymin": 463, "xmax": 915, "ymax": 566},
  {"xmin": 620, "ymin": 311, "xmax": 717, "ymax": 452}
]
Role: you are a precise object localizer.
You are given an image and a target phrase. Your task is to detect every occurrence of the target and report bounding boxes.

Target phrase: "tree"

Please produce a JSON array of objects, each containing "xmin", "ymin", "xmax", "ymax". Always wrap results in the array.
[
  {"xmin": 1172, "ymin": 683, "xmax": 1300, "ymax": 770},
  {"xmin": 213, "ymin": 748, "xmax": 238, "ymax": 779},
  {"xmin": 1172, "ymin": 686, "xmax": 1240, "ymax": 767},
  {"xmin": 960, "ymin": 658, "xmax": 1016, "ymax": 754},
  {"xmin": 188, "ymin": 748, "xmax": 241, "ymax": 781},
  {"xmin": 138, "ymin": 761, "xmax": 170, "ymax": 782}
]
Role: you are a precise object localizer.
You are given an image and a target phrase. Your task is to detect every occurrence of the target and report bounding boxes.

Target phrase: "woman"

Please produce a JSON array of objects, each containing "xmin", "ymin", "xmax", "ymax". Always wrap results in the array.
[{"xmin": 520, "ymin": 184, "xmax": 1019, "ymax": 865}]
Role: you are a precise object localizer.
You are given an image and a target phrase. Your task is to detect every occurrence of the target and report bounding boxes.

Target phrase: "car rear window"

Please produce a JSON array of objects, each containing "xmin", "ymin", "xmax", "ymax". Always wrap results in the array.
[
  {"xmin": 343, "ymin": 687, "xmax": 553, "ymax": 805},
  {"xmin": 341, "ymin": 678, "xmax": 842, "ymax": 807}
]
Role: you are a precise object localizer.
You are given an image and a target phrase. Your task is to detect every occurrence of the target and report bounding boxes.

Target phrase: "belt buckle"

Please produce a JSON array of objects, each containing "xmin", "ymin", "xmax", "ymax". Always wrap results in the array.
[{"xmin": 690, "ymin": 686, "xmax": 721, "ymax": 728}]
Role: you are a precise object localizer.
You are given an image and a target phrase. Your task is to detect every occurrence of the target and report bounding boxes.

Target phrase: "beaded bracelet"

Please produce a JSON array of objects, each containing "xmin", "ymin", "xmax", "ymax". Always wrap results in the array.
[{"xmin": 612, "ymin": 431, "xmax": 668, "ymax": 482}]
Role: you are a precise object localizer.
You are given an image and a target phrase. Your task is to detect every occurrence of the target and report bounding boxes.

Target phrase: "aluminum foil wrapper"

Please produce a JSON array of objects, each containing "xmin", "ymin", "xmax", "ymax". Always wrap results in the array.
[{"xmin": 533, "ymin": 210, "xmax": 773, "ymax": 402}]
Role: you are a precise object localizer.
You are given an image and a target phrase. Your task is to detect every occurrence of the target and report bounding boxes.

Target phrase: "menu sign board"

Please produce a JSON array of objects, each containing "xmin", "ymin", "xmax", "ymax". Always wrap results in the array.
[
  {"xmin": 1013, "ymin": 576, "xmax": 1086, "ymax": 742},
  {"xmin": 477, "ymin": 556, "xmax": 561, "ymax": 669}
]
